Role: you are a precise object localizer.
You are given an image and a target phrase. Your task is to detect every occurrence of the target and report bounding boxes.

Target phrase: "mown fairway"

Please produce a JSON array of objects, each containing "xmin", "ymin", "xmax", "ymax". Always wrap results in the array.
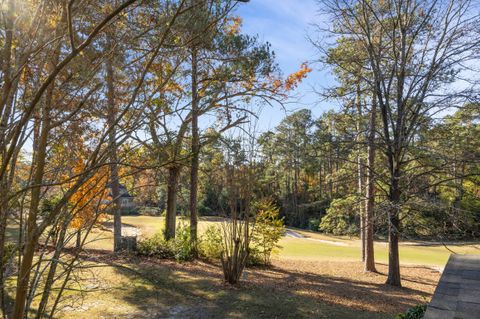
[{"xmin": 87, "ymin": 215, "xmax": 480, "ymax": 267}]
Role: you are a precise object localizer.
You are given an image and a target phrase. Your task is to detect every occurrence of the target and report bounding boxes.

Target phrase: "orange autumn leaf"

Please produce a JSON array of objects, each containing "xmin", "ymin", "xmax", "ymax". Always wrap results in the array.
[
  {"xmin": 225, "ymin": 16, "xmax": 242, "ymax": 36},
  {"xmin": 284, "ymin": 63, "xmax": 312, "ymax": 91}
]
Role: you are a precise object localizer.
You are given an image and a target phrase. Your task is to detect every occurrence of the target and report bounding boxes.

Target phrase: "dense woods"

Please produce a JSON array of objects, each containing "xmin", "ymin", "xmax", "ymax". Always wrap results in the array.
[{"xmin": 0, "ymin": 0, "xmax": 478, "ymax": 318}]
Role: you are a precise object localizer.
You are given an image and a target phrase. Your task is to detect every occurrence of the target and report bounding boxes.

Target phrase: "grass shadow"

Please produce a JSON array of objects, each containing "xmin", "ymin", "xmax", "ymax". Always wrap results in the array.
[{"xmin": 69, "ymin": 250, "xmax": 428, "ymax": 319}]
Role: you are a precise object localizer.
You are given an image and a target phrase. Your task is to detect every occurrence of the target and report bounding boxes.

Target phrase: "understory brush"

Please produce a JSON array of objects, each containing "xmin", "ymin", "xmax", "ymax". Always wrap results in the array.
[{"xmin": 137, "ymin": 224, "xmax": 194, "ymax": 262}]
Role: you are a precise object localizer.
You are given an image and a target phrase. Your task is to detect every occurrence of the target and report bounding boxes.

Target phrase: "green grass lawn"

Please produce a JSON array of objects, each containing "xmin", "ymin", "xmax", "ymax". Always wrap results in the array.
[
  {"xmin": 106, "ymin": 215, "xmax": 479, "ymax": 268},
  {"xmin": 30, "ymin": 214, "xmax": 477, "ymax": 270}
]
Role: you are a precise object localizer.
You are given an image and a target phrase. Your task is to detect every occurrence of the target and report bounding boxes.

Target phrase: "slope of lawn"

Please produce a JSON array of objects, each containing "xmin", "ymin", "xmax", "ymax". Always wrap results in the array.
[
  {"xmin": 105, "ymin": 215, "xmax": 480, "ymax": 268},
  {"xmin": 279, "ymin": 230, "xmax": 480, "ymax": 267}
]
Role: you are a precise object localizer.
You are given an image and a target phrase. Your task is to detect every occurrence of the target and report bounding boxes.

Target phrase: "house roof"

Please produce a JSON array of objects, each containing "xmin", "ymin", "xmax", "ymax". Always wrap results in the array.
[
  {"xmin": 424, "ymin": 254, "xmax": 480, "ymax": 319},
  {"xmin": 107, "ymin": 183, "xmax": 134, "ymax": 198}
]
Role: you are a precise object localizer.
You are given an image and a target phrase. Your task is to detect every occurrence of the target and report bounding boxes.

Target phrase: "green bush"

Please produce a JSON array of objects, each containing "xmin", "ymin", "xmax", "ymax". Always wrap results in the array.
[
  {"xmin": 320, "ymin": 196, "xmax": 358, "ymax": 236},
  {"xmin": 251, "ymin": 200, "xmax": 285, "ymax": 265},
  {"xmin": 395, "ymin": 304, "xmax": 427, "ymax": 319},
  {"xmin": 197, "ymin": 200, "xmax": 286, "ymax": 266},
  {"xmin": 137, "ymin": 233, "xmax": 175, "ymax": 259},
  {"xmin": 246, "ymin": 246, "xmax": 265, "ymax": 266},
  {"xmin": 199, "ymin": 225, "xmax": 223, "ymax": 260},
  {"xmin": 171, "ymin": 224, "xmax": 194, "ymax": 262},
  {"xmin": 137, "ymin": 224, "xmax": 194, "ymax": 262}
]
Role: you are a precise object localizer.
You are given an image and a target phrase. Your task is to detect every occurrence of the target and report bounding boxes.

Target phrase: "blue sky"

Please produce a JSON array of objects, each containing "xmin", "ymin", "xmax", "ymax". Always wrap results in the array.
[{"xmin": 236, "ymin": 0, "xmax": 336, "ymax": 131}]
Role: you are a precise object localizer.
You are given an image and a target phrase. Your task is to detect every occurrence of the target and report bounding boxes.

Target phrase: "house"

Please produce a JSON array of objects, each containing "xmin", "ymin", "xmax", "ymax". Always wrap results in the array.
[{"xmin": 107, "ymin": 184, "xmax": 136, "ymax": 214}]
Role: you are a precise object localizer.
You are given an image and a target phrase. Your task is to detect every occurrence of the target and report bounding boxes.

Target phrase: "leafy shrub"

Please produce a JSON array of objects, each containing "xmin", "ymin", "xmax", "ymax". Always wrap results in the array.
[
  {"xmin": 137, "ymin": 223, "xmax": 194, "ymax": 262},
  {"xmin": 251, "ymin": 200, "xmax": 285, "ymax": 265},
  {"xmin": 137, "ymin": 233, "xmax": 175, "ymax": 259},
  {"xmin": 171, "ymin": 224, "xmax": 194, "ymax": 262},
  {"xmin": 246, "ymin": 246, "xmax": 265, "ymax": 266},
  {"xmin": 199, "ymin": 225, "xmax": 223, "ymax": 260},
  {"xmin": 137, "ymin": 206, "xmax": 162, "ymax": 216},
  {"xmin": 40, "ymin": 196, "xmax": 62, "ymax": 218},
  {"xmin": 395, "ymin": 304, "xmax": 427, "ymax": 319},
  {"xmin": 320, "ymin": 196, "xmax": 358, "ymax": 236}
]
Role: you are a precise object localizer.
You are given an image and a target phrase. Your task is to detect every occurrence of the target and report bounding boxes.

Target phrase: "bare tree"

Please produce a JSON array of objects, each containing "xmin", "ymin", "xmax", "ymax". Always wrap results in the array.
[{"xmin": 317, "ymin": 0, "xmax": 480, "ymax": 286}]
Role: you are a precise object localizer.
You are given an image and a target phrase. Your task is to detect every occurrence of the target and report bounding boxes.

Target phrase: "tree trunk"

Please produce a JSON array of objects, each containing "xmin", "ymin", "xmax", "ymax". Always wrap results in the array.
[
  {"xmin": 12, "ymin": 15, "xmax": 61, "ymax": 314},
  {"xmin": 318, "ymin": 165, "xmax": 322, "ymax": 198},
  {"xmin": 293, "ymin": 158, "xmax": 300, "ymax": 225},
  {"xmin": 105, "ymin": 35, "xmax": 122, "ymax": 252},
  {"xmin": 165, "ymin": 166, "xmax": 180, "ymax": 240},
  {"xmin": 386, "ymin": 174, "xmax": 401, "ymax": 286},
  {"xmin": 189, "ymin": 48, "xmax": 199, "ymax": 251},
  {"xmin": 355, "ymin": 83, "xmax": 365, "ymax": 262},
  {"xmin": 12, "ymin": 105, "xmax": 50, "ymax": 319},
  {"xmin": 0, "ymin": 0, "xmax": 13, "ymax": 116},
  {"xmin": 364, "ymin": 95, "xmax": 377, "ymax": 272},
  {"xmin": 0, "ymin": 1, "xmax": 14, "ymax": 314}
]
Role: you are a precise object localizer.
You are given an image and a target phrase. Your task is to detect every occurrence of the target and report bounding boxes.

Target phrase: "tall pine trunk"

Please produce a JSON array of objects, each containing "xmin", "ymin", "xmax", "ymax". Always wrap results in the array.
[
  {"xmin": 355, "ymin": 83, "xmax": 365, "ymax": 261},
  {"xmin": 364, "ymin": 95, "xmax": 377, "ymax": 272},
  {"xmin": 189, "ymin": 48, "xmax": 199, "ymax": 251},
  {"xmin": 386, "ymin": 165, "xmax": 401, "ymax": 286},
  {"xmin": 105, "ymin": 36, "xmax": 122, "ymax": 252}
]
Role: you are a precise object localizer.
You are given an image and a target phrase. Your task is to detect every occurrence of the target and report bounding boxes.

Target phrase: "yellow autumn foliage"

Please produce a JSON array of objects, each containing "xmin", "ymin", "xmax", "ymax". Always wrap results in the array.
[{"xmin": 69, "ymin": 160, "xmax": 109, "ymax": 230}]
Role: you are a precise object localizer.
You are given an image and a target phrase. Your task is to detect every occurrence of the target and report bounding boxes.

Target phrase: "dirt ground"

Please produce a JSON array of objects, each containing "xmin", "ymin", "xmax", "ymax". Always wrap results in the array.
[
  {"xmin": 268, "ymin": 259, "xmax": 439, "ymax": 314},
  {"xmin": 59, "ymin": 251, "xmax": 440, "ymax": 319}
]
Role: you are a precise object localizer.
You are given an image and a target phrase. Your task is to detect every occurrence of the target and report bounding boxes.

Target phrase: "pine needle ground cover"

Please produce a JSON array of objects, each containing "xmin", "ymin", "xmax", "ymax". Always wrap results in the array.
[{"xmin": 50, "ymin": 216, "xmax": 480, "ymax": 318}]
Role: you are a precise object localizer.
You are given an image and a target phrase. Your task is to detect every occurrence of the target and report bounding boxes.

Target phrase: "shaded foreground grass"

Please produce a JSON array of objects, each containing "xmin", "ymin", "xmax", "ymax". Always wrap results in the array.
[{"xmin": 55, "ymin": 251, "xmax": 439, "ymax": 319}]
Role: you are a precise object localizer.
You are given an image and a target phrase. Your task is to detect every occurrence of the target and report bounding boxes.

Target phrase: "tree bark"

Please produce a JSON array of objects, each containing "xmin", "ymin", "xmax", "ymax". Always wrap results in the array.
[
  {"xmin": 12, "ymin": 97, "xmax": 50, "ymax": 319},
  {"xmin": 165, "ymin": 166, "xmax": 180, "ymax": 240},
  {"xmin": 364, "ymin": 95, "xmax": 377, "ymax": 272},
  {"xmin": 386, "ymin": 172, "xmax": 401, "ymax": 286},
  {"xmin": 189, "ymin": 48, "xmax": 199, "ymax": 251},
  {"xmin": 0, "ymin": 0, "xmax": 13, "ymax": 117},
  {"xmin": 0, "ymin": 2, "xmax": 14, "ymax": 314},
  {"xmin": 355, "ymin": 83, "xmax": 365, "ymax": 262},
  {"xmin": 318, "ymin": 165, "xmax": 322, "ymax": 198},
  {"xmin": 12, "ymin": 12, "xmax": 62, "ymax": 314},
  {"xmin": 105, "ymin": 35, "xmax": 122, "ymax": 252}
]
